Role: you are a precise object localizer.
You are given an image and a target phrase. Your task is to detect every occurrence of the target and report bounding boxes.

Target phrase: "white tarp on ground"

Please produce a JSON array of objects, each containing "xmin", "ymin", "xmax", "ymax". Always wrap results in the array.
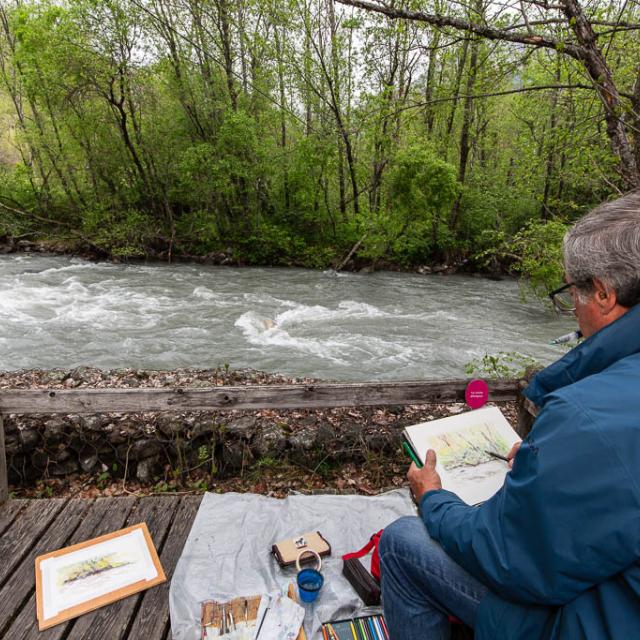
[{"xmin": 170, "ymin": 490, "xmax": 416, "ymax": 639}]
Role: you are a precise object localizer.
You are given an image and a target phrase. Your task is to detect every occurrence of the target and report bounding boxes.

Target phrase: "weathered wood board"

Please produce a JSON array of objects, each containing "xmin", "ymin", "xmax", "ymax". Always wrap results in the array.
[{"xmin": 0, "ymin": 379, "xmax": 520, "ymax": 414}]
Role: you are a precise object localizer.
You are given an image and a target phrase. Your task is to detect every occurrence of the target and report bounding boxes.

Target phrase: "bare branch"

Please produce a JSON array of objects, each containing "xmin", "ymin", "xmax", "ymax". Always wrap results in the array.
[
  {"xmin": 404, "ymin": 83, "xmax": 599, "ymax": 110},
  {"xmin": 505, "ymin": 18, "xmax": 640, "ymax": 31},
  {"xmin": 595, "ymin": 24, "xmax": 640, "ymax": 37},
  {"xmin": 0, "ymin": 199, "xmax": 74, "ymax": 229},
  {"xmin": 520, "ymin": 0, "xmax": 564, "ymax": 8},
  {"xmin": 334, "ymin": 0, "xmax": 586, "ymax": 59}
]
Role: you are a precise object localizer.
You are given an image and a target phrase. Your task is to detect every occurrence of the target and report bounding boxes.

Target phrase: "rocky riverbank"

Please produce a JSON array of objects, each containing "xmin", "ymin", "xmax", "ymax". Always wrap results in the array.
[
  {"xmin": 1, "ymin": 367, "xmax": 517, "ymax": 499},
  {"xmin": 0, "ymin": 236, "xmax": 481, "ymax": 276}
]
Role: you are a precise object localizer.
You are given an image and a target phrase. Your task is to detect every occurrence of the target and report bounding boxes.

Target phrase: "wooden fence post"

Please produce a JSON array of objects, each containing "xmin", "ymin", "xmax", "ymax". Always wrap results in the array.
[
  {"xmin": 515, "ymin": 368, "xmax": 541, "ymax": 438},
  {"xmin": 0, "ymin": 415, "xmax": 7, "ymax": 504}
]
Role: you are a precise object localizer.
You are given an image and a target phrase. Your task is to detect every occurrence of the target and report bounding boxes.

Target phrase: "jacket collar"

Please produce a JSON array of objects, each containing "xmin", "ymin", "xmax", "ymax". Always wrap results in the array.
[{"xmin": 524, "ymin": 303, "xmax": 640, "ymax": 408}]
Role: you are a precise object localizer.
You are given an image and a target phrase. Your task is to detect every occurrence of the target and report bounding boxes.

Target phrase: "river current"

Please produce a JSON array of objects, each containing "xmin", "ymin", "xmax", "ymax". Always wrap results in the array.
[{"xmin": 0, "ymin": 254, "xmax": 575, "ymax": 380}]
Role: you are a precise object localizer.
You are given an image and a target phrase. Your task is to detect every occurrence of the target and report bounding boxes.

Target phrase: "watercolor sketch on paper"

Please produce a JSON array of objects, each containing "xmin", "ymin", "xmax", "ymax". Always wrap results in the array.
[
  {"xmin": 50, "ymin": 543, "xmax": 147, "ymax": 605},
  {"xmin": 431, "ymin": 421, "xmax": 511, "ymax": 471},
  {"xmin": 57, "ymin": 553, "xmax": 133, "ymax": 587},
  {"xmin": 430, "ymin": 420, "xmax": 513, "ymax": 504},
  {"xmin": 403, "ymin": 406, "xmax": 520, "ymax": 505}
]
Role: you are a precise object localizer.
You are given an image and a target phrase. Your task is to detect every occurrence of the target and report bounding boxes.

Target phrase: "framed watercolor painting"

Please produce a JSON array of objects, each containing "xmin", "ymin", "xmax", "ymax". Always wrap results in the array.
[{"xmin": 35, "ymin": 522, "xmax": 165, "ymax": 630}]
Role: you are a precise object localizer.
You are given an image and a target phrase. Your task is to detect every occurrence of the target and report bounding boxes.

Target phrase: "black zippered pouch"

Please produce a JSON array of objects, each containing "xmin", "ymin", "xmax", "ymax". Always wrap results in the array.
[{"xmin": 342, "ymin": 557, "xmax": 381, "ymax": 606}]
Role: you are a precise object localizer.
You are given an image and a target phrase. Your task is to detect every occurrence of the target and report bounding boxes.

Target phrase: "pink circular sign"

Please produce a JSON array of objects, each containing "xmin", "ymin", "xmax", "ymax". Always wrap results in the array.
[{"xmin": 465, "ymin": 379, "xmax": 489, "ymax": 409}]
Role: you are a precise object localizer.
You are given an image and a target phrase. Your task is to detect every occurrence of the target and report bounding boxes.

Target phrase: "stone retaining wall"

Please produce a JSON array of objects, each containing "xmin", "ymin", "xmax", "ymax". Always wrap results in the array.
[
  {"xmin": 2, "ymin": 367, "xmax": 504, "ymax": 486},
  {"xmin": 4, "ymin": 407, "xmax": 418, "ymax": 484}
]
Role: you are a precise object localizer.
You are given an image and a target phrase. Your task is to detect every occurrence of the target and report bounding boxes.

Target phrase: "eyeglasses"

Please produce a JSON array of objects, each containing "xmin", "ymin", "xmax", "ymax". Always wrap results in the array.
[{"xmin": 548, "ymin": 282, "xmax": 576, "ymax": 316}]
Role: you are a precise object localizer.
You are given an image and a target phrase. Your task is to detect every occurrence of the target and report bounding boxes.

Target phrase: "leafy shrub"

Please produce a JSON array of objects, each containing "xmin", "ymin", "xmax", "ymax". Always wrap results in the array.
[
  {"xmin": 82, "ymin": 208, "xmax": 154, "ymax": 258},
  {"xmin": 174, "ymin": 209, "xmax": 221, "ymax": 254},
  {"xmin": 474, "ymin": 219, "xmax": 569, "ymax": 299},
  {"xmin": 234, "ymin": 221, "xmax": 307, "ymax": 265},
  {"xmin": 361, "ymin": 144, "xmax": 459, "ymax": 265},
  {"xmin": 465, "ymin": 352, "xmax": 539, "ymax": 379}
]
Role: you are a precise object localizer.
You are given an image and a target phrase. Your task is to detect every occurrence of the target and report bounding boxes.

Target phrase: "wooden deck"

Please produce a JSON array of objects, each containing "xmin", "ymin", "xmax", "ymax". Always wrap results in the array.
[{"xmin": 0, "ymin": 494, "xmax": 202, "ymax": 640}]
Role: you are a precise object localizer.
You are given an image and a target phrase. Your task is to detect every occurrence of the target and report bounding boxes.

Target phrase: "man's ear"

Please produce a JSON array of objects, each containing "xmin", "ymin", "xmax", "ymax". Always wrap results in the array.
[{"xmin": 593, "ymin": 278, "xmax": 618, "ymax": 314}]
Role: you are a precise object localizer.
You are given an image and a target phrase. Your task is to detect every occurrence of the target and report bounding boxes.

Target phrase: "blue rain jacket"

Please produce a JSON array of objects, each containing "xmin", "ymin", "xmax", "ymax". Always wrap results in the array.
[{"xmin": 420, "ymin": 302, "xmax": 640, "ymax": 639}]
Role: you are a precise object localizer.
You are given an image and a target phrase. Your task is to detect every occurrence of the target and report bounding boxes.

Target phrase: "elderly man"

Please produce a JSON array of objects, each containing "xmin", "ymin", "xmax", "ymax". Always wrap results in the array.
[{"xmin": 379, "ymin": 193, "xmax": 640, "ymax": 640}]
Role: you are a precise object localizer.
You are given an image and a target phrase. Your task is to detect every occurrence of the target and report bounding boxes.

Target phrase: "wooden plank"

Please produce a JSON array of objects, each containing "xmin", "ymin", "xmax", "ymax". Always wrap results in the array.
[
  {"xmin": 65, "ymin": 496, "xmax": 181, "ymax": 640},
  {"xmin": 288, "ymin": 583, "xmax": 307, "ymax": 640},
  {"xmin": 0, "ymin": 499, "xmax": 91, "ymax": 635},
  {"xmin": 0, "ymin": 499, "xmax": 67, "ymax": 587},
  {"xmin": 0, "ymin": 499, "xmax": 28, "ymax": 538},
  {"xmin": 0, "ymin": 415, "xmax": 7, "ymax": 504},
  {"xmin": 0, "ymin": 379, "xmax": 520, "ymax": 414},
  {"xmin": 128, "ymin": 495, "xmax": 202, "ymax": 639},
  {"xmin": 5, "ymin": 496, "xmax": 138, "ymax": 640}
]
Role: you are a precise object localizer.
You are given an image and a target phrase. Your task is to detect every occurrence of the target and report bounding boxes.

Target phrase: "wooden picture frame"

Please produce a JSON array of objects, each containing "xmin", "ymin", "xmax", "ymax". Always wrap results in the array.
[{"xmin": 35, "ymin": 522, "xmax": 166, "ymax": 630}]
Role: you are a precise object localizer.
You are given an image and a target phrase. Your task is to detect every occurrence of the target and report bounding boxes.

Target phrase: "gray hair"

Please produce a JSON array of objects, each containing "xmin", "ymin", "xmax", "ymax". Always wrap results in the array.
[{"xmin": 563, "ymin": 191, "xmax": 640, "ymax": 308}]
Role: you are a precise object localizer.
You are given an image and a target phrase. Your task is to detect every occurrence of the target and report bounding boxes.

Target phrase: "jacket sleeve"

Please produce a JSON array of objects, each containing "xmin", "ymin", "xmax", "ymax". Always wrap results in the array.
[{"xmin": 420, "ymin": 394, "xmax": 640, "ymax": 606}]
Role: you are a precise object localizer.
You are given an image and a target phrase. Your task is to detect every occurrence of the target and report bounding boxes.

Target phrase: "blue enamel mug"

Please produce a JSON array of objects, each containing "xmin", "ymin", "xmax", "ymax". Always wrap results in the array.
[{"xmin": 296, "ymin": 549, "xmax": 324, "ymax": 603}]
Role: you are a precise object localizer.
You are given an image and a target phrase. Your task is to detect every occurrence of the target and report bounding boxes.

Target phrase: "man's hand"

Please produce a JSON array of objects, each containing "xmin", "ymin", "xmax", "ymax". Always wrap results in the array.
[
  {"xmin": 507, "ymin": 441, "xmax": 522, "ymax": 469},
  {"xmin": 407, "ymin": 449, "xmax": 442, "ymax": 503}
]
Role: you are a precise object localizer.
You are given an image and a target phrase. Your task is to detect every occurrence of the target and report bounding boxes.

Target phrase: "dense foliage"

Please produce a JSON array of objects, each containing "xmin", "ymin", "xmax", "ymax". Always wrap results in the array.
[{"xmin": 1, "ymin": 0, "xmax": 639, "ymax": 285}]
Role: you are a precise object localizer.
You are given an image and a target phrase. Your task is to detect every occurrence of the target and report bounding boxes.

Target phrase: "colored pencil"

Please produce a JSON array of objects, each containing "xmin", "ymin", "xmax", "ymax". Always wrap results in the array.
[
  {"xmin": 378, "ymin": 615, "xmax": 390, "ymax": 640},
  {"xmin": 368, "ymin": 616, "xmax": 380, "ymax": 640},
  {"xmin": 372, "ymin": 616, "xmax": 385, "ymax": 640},
  {"xmin": 322, "ymin": 617, "xmax": 388, "ymax": 640},
  {"xmin": 485, "ymin": 449, "xmax": 509, "ymax": 462},
  {"xmin": 402, "ymin": 440, "xmax": 423, "ymax": 468}
]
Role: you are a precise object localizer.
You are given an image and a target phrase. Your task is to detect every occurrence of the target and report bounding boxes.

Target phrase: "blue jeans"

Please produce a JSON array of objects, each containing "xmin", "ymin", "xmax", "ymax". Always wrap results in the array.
[{"xmin": 379, "ymin": 516, "xmax": 490, "ymax": 640}]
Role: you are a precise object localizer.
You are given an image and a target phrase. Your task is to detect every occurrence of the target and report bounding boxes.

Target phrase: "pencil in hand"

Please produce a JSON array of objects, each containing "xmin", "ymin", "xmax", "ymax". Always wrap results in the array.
[{"xmin": 484, "ymin": 449, "xmax": 509, "ymax": 462}]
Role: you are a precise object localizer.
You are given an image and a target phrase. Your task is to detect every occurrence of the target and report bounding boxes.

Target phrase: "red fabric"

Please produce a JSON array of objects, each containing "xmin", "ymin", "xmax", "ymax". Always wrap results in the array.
[
  {"xmin": 342, "ymin": 530, "xmax": 384, "ymax": 582},
  {"xmin": 342, "ymin": 532, "xmax": 466, "ymax": 629}
]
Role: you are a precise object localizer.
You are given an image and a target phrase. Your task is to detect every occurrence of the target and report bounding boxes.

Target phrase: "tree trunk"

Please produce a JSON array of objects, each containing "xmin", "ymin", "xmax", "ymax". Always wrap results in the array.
[
  {"xmin": 424, "ymin": 29, "xmax": 441, "ymax": 134},
  {"xmin": 370, "ymin": 38, "xmax": 398, "ymax": 215},
  {"xmin": 189, "ymin": 0, "xmax": 218, "ymax": 120},
  {"xmin": 327, "ymin": 0, "xmax": 359, "ymax": 217},
  {"xmin": 153, "ymin": 0, "xmax": 207, "ymax": 140},
  {"xmin": 560, "ymin": 0, "xmax": 640, "ymax": 189},
  {"xmin": 304, "ymin": 12, "xmax": 313, "ymax": 136},
  {"xmin": 338, "ymin": 139, "xmax": 347, "ymax": 218},
  {"xmin": 450, "ymin": 32, "xmax": 479, "ymax": 231},
  {"xmin": 444, "ymin": 39, "xmax": 469, "ymax": 154},
  {"xmin": 215, "ymin": 0, "xmax": 237, "ymax": 111},
  {"xmin": 631, "ymin": 68, "xmax": 640, "ymax": 171},
  {"xmin": 107, "ymin": 75, "xmax": 151, "ymax": 202},
  {"xmin": 540, "ymin": 70, "xmax": 561, "ymax": 220},
  {"xmin": 274, "ymin": 26, "xmax": 290, "ymax": 212},
  {"xmin": 237, "ymin": 1, "xmax": 249, "ymax": 94}
]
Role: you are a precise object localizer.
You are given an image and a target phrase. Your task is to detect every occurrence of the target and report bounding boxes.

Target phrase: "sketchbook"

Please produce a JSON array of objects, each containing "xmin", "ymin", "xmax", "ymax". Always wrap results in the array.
[{"xmin": 403, "ymin": 405, "xmax": 520, "ymax": 505}]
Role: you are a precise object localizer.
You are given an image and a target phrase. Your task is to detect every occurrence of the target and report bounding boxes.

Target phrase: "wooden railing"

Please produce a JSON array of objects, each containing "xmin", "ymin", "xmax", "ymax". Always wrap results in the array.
[{"xmin": 0, "ymin": 378, "xmax": 524, "ymax": 504}]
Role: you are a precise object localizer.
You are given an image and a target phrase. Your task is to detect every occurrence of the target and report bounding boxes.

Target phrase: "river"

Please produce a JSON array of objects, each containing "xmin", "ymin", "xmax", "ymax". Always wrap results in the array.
[{"xmin": 0, "ymin": 254, "xmax": 575, "ymax": 380}]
